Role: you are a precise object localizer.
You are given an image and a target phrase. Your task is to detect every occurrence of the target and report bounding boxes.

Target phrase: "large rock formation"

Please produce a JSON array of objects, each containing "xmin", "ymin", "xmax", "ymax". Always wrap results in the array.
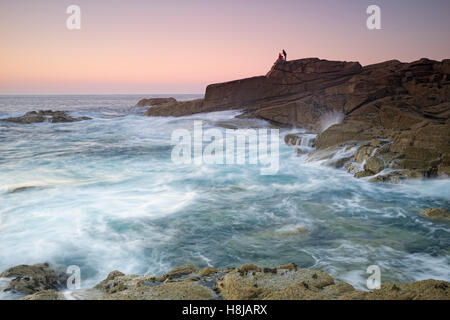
[
  {"xmin": 143, "ymin": 58, "xmax": 363, "ymax": 126},
  {"xmin": 142, "ymin": 57, "xmax": 450, "ymax": 180},
  {"xmin": 307, "ymin": 59, "xmax": 450, "ymax": 181},
  {"xmin": 203, "ymin": 58, "xmax": 362, "ymax": 115},
  {"xmin": 144, "ymin": 57, "xmax": 449, "ymax": 129}
]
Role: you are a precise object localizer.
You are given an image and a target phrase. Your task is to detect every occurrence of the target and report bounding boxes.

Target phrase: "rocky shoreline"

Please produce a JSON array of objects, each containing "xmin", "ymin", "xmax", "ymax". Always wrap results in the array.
[
  {"xmin": 140, "ymin": 57, "xmax": 450, "ymax": 183},
  {"xmin": 1, "ymin": 263, "xmax": 449, "ymax": 300}
]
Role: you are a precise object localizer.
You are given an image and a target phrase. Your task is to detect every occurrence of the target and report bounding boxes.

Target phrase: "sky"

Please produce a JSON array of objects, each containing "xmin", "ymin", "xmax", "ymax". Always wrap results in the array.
[{"xmin": 0, "ymin": 0, "xmax": 449, "ymax": 94}]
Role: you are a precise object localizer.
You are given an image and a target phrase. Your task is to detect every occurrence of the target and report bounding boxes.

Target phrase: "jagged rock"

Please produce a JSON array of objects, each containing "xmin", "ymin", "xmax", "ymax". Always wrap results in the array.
[
  {"xmin": 364, "ymin": 156, "xmax": 385, "ymax": 174},
  {"xmin": 2, "ymin": 110, "xmax": 91, "ymax": 124},
  {"xmin": 354, "ymin": 145, "xmax": 375, "ymax": 163},
  {"xmin": 294, "ymin": 148, "xmax": 307, "ymax": 155},
  {"xmin": 164, "ymin": 265, "xmax": 197, "ymax": 279},
  {"xmin": 344, "ymin": 162, "xmax": 362, "ymax": 175},
  {"xmin": 20, "ymin": 289, "xmax": 65, "ymax": 300},
  {"xmin": 421, "ymin": 208, "xmax": 450, "ymax": 222},
  {"xmin": 145, "ymin": 99, "xmax": 204, "ymax": 117},
  {"xmin": 368, "ymin": 173, "xmax": 398, "ymax": 183},
  {"xmin": 354, "ymin": 170, "xmax": 374, "ymax": 178},
  {"xmin": 370, "ymin": 139, "xmax": 383, "ymax": 147},
  {"xmin": 284, "ymin": 133, "xmax": 302, "ymax": 146},
  {"xmin": 204, "ymin": 58, "xmax": 362, "ymax": 117},
  {"xmin": 136, "ymin": 97, "xmax": 177, "ymax": 107},
  {"xmin": 237, "ymin": 264, "xmax": 261, "ymax": 273},
  {"xmin": 339, "ymin": 279, "xmax": 450, "ymax": 300},
  {"xmin": 217, "ymin": 268, "xmax": 335, "ymax": 300},
  {"xmin": 284, "ymin": 133, "xmax": 315, "ymax": 148},
  {"xmin": 198, "ymin": 267, "xmax": 219, "ymax": 277},
  {"xmin": 368, "ymin": 172, "xmax": 405, "ymax": 183},
  {"xmin": 93, "ymin": 270, "xmax": 127, "ymax": 293},
  {"xmin": 314, "ymin": 121, "xmax": 375, "ymax": 149},
  {"xmin": 403, "ymin": 169, "xmax": 427, "ymax": 179},
  {"xmin": 0, "ymin": 263, "xmax": 67, "ymax": 295},
  {"xmin": 306, "ymin": 144, "xmax": 358, "ymax": 168},
  {"xmin": 277, "ymin": 263, "xmax": 298, "ymax": 271},
  {"xmin": 99, "ymin": 281, "xmax": 216, "ymax": 300}
]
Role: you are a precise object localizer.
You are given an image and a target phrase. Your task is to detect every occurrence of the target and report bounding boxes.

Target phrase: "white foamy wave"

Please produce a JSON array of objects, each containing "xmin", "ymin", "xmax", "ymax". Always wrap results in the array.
[{"xmin": 319, "ymin": 111, "xmax": 345, "ymax": 132}]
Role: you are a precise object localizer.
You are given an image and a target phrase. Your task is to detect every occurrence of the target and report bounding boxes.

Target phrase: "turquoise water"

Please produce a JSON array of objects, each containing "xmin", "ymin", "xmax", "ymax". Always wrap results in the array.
[{"xmin": 0, "ymin": 95, "xmax": 449, "ymax": 293}]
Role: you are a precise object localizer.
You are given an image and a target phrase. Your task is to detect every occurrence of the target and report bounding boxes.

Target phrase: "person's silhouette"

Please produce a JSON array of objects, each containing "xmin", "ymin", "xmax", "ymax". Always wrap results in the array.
[{"xmin": 282, "ymin": 49, "xmax": 287, "ymax": 61}]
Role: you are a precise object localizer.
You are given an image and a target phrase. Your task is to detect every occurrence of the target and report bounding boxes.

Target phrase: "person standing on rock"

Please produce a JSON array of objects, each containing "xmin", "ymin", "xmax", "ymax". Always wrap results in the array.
[{"xmin": 282, "ymin": 49, "xmax": 287, "ymax": 61}]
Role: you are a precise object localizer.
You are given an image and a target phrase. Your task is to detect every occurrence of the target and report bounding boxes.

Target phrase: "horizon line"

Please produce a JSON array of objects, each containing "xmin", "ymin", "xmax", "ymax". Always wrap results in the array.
[{"xmin": 0, "ymin": 93, "xmax": 205, "ymax": 96}]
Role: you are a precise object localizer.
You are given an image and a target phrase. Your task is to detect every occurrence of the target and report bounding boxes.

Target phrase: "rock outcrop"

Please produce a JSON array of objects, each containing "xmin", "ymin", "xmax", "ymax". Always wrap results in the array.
[
  {"xmin": 2, "ymin": 110, "xmax": 91, "ymax": 124},
  {"xmin": 141, "ymin": 57, "xmax": 449, "ymax": 181},
  {"xmin": 3, "ymin": 263, "xmax": 448, "ymax": 300},
  {"xmin": 136, "ymin": 97, "xmax": 177, "ymax": 107},
  {"xmin": 203, "ymin": 58, "xmax": 362, "ymax": 121},
  {"xmin": 0, "ymin": 263, "xmax": 68, "ymax": 295},
  {"xmin": 143, "ymin": 58, "xmax": 363, "ymax": 126},
  {"xmin": 305, "ymin": 59, "xmax": 449, "ymax": 180}
]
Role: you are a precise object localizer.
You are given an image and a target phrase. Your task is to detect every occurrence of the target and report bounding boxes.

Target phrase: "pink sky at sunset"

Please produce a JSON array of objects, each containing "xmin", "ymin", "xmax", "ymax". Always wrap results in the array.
[{"xmin": 0, "ymin": 0, "xmax": 449, "ymax": 94}]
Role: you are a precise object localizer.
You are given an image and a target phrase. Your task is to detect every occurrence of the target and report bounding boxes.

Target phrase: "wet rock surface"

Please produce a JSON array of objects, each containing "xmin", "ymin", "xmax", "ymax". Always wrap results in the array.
[
  {"xmin": 144, "ymin": 99, "xmax": 205, "ymax": 117},
  {"xmin": 20, "ymin": 289, "xmax": 65, "ymax": 300},
  {"xmin": 3, "ymin": 263, "xmax": 448, "ymax": 300},
  {"xmin": 136, "ymin": 97, "xmax": 177, "ymax": 107},
  {"xmin": 2, "ymin": 110, "xmax": 91, "ymax": 124},
  {"xmin": 0, "ymin": 263, "xmax": 68, "ymax": 295},
  {"xmin": 421, "ymin": 208, "xmax": 450, "ymax": 222}
]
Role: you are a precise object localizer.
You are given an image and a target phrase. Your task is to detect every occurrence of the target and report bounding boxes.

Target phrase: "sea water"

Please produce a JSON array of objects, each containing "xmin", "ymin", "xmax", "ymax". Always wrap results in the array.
[{"xmin": 0, "ymin": 95, "xmax": 449, "ymax": 294}]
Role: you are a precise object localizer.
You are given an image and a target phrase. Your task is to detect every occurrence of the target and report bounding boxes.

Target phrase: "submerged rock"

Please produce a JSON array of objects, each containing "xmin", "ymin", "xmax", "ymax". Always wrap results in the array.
[
  {"xmin": 9, "ymin": 186, "xmax": 39, "ymax": 194},
  {"xmin": 3, "ymin": 110, "xmax": 91, "ymax": 124},
  {"xmin": 421, "ymin": 208, "xmax": 450, "ymax": 222}
]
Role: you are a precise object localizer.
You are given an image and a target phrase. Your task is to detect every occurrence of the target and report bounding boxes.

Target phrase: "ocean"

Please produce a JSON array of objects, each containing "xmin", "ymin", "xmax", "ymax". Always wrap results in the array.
[{"xmin": 0, "ymin": 95, "xmax": 449, "ymax": 295}]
